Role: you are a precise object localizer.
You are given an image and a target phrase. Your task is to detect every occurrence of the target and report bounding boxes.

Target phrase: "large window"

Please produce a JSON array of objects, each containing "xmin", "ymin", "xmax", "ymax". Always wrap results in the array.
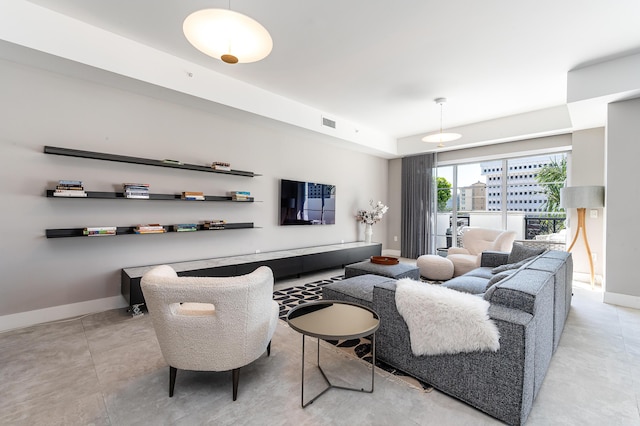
[{"xmin": 435, "ymin": 152, "xmax": 567, "ymax": 251}]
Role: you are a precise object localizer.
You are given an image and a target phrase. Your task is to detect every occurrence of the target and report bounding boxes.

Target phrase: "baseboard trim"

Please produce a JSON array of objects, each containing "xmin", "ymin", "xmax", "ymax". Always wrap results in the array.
[
  {"xmin": 383, "ymin": 249, "xmax": 401, "ymax": 257},
  {"xmin": 603, "ymin": 291, "xmax": 640, "ymax": 310},
  {"xmin": 0, "ymin": 296, "xmax": 128, "ymax": 333}
]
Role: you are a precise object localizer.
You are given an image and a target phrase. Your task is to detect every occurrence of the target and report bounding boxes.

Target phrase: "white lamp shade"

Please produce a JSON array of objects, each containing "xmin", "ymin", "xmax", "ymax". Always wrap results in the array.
[
  {"xmin": 422, "ymin": 132, "xmax": 462, "ymax": 143},
  {"xmin": 560, "ymin": 186, "xmax": 605, "ymax": 209},
  {"xmin": 183, "ymin": 9, "xmax": 273, "ymax": 63}
]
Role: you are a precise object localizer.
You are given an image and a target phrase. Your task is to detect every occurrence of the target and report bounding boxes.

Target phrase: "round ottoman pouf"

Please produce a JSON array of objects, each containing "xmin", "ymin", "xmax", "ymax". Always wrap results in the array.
[{"xmin": 416, "ymin": 255, "xmax": 454, "ymax": 281}]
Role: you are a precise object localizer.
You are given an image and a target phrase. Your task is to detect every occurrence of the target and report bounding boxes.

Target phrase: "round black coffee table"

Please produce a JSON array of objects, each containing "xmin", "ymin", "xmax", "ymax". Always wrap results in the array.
[{"xmin": 287, "ymin": 300, "xmax": 380, "ymax": 407}]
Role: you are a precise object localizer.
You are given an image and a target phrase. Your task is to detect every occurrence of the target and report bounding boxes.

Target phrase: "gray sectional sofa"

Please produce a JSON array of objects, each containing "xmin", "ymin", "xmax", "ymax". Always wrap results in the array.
[{"xmin": 322, "ymin": 249, "xmax": 573, "ymax": 426}]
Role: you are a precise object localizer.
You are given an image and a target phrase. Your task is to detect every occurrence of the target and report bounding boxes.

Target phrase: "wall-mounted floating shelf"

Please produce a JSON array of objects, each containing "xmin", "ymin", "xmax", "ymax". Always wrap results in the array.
[
  {"xmin": 45, "ymin": 223, "xmax": 255, "ymax": 239},
  {"xmin": 45, "ymin": 190, "xmax": 256, "ymax": 202},
  {"xmin": 44, "ymin": 146, "xmax": 260, "ymax": 177}
]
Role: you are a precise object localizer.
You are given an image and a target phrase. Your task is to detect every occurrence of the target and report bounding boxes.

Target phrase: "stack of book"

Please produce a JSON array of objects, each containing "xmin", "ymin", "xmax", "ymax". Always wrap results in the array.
[
  {"xmin": 83, "ymin": 226, "xmax": 116, "ymax": 236},
  {"xmin": 54, "ymin": 180, "xmax": 87, "ymax": 197},
  {"xmin": 123, "ymin": 183, "xmax": 150, "ymax": 199},
  {"xmin": 134, "ymin": 224, "xmax": 166, "ymax": 234},
  {"xmin": 212, "ymin": 161, "xmax": 231, "ymax": 171},
  {"xmin": 202, "ymin": 220, "xmax": 226, "ymax": 230},
  {"xmin": 228, "ymin": 191, "xmax": 254, "ymax": 202},
  {"xmin": 173, "ymin": 223, "xmax": 198, "ymax": 232},
  {"xmin": 182, "ymin": 191, "xmax": 205, "ymax": 201}
]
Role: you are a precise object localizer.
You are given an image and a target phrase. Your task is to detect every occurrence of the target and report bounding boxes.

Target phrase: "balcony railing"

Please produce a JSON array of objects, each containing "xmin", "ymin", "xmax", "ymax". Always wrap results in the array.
[{"xmin": 523, "ymin": 215, "xmax": 565, "ymax": 240}]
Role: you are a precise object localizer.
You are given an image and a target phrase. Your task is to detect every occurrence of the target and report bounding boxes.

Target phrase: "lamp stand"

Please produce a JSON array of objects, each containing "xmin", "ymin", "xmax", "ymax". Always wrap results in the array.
[{"xmin": 566, "ymin": 207, "xmax": 595, "ymax": 289}]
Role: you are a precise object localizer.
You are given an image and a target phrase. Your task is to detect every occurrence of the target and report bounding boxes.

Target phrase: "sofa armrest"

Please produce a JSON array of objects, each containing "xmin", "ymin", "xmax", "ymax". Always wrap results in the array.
[{"xmin": 480, "ymin": 251, "xmax": 509, "ymax": 267}]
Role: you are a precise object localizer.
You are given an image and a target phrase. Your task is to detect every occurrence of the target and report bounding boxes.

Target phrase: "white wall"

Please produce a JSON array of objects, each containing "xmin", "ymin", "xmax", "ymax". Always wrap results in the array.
[
  {"xmin": 605, "ymin": 98, "xmax": 640, "ymax": 307},
  {"xmin": 0, "ymin": 57, "xmax": 388, "ymax": 326}
]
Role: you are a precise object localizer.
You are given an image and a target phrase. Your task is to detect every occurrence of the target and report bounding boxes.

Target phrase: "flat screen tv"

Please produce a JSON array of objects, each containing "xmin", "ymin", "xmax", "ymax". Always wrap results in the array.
[{"xmin": 280, "ymin": 179, "xmax": 336, "ymax": 225}]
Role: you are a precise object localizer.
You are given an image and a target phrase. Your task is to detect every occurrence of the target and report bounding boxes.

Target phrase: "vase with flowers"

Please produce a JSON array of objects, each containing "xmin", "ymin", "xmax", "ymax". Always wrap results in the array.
[{"xmin": 356, "ymin": 200, "xmax": 389, "ymax": 243}]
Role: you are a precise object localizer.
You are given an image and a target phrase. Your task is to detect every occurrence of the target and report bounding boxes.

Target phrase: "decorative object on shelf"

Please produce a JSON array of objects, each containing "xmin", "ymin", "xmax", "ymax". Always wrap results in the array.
[
  {"xmin": 422, "ymin": 98, "xmax": 461, "ymax": 147},
  {"xmin": 370, "ymin": 256, "xmax": 399, "ymax": 265},
  {"xmin": 83, "ymin": 226, "xmax": 116, "ymax": 236},
  {"xmin": 181, "ymin": 191, "xmax": 205, "ymax": 201},
  {"xmin": 162, "ymin": 159, "xmax": 183, "ymax": 165},
  {"xmin": 54, "ymin": 180, "xmax": 87, "ymax": 197},
  {"xmin": 212, "ymin": 161, "xmax": 231, "ymax": 171},
  {"xmin": 183, "ymin": 6, "xmax": 272, "ymax": 64},
  {"xmin": 356, "ymin": 200, "xmax": 389, "ymax": 244},
  {"xmin": 560, "ymin": 185, "xmax": 605, "ymax": 289},
  {"xmin": 123, "ymin": 183, "xmax": 150, "ymax": 199}
]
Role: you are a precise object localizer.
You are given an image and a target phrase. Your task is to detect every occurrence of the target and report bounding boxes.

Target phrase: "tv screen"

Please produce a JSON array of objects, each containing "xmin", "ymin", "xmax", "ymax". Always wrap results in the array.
[{"xmin": 280, "ymin": 179, "xmax": 336, "ymax": 225}]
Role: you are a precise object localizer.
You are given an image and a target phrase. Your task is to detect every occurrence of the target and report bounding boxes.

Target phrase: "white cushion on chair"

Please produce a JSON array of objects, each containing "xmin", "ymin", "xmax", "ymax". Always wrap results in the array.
[{"xmin": 417, "ymin": 255, "xmax": 455, "ymax": 281}]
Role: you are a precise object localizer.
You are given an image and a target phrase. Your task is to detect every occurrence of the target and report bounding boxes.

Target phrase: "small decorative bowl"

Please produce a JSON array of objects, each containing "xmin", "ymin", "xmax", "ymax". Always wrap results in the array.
[{"xmin": 370, "ymin": 256, "xmax": 399, "ymax": 265}]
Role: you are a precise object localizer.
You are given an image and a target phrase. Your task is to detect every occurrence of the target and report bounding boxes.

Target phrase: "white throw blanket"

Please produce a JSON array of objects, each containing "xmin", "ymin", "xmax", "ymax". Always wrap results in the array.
[{"xmin": 395, "ymin": 278, "xmax": 500, "ymax": 356}]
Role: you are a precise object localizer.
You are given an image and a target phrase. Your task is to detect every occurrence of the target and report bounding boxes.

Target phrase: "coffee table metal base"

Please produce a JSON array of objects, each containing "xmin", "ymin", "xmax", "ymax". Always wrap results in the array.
[{"xmin": 300, "ymin": 334, "xmax": 375, "ymax": 407}]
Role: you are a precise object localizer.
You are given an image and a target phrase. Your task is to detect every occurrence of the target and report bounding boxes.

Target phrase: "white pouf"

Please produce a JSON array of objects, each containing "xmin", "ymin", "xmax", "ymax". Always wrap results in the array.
[{"xmin": 417, "ymin": 255, "xmax": 455, "ymax": 281}]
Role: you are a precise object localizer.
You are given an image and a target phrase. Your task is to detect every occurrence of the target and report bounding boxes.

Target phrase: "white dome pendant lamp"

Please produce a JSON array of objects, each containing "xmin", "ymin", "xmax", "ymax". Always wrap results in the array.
[
  {"xmin": 422, "ymin": 98, "xmax": 461, "ymax": 147},
  {"xmin": 183, "ymin": 5, "xmax": 272, "ymax": 64}
]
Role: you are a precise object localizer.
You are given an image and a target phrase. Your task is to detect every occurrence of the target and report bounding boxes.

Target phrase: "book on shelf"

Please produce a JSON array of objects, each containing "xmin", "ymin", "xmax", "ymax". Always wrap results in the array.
[
  {"xmin": 134, "ymin": 224, "xmax": 166, "ymax": 234},
  {"xmin": 202, "ymin": 220, "xmax": 226, "ymax": 230},
  {"xmin": 123, "ymin": 183, "xmax": 150, "ymax": 199},
  {"xmin": 212, "ymin": 161, "xmax": 231, "ymax": 171},
  {"xmin": 54, "ymin": 190, "xmax": 87, "ymax": 197},
  {"xmin": 83, "ymin": 226, "xmax": 116, "ymax": 236},
  {"xmin": 228, "ymin": 191, "xmax": 253, "ymax": 201},
  {"xmin": 58, "ymin": 179, "xmax": 83, "ymax": 186},
  {"xmin": 181, "ymin": 191, "xmax": 205, "ymax": 201},
  {"xmin": 54, "ymin": 179, "xmax": 87, "ymax": 197},
  {"xmin": 173, "ymin": 223, "xmax": 198, "ymax": 232}
]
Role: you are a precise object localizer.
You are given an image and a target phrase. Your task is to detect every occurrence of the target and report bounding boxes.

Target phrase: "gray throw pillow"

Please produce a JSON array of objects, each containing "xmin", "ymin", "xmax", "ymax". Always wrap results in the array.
[
  {"xmin": 508, "ymin": 242, "xmax": 546, "ymax": 264},
  {"xmin": 485, "ymin": 270, "xmax": 516, "ymax": 291},
  {"xmin": 491, "ymin": 256, "xmax": 536, "ymax": 274}
]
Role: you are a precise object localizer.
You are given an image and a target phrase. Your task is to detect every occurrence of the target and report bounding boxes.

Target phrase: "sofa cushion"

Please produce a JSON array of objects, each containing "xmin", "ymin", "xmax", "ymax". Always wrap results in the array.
[
  {"xmin": 508, "ymin": 243, "xmax": 546, "ymax": 264},
  {"xmin": 441, "ymin": 275, "xmax": 489, "ymax": 294},
  {"xmin": 484, "ymin": 269, "xmax": 554, "ymax": 315},
  {"xmin": 464, "ymin": 266, "xmax": 494, "ymax": 280},
  {"xmin": 491, "ymin": 255, "xmax": 537, "ymax": 274},
  {"xmin": 322, "ymin": 274, "xmax": 395, "ymax": 308}
]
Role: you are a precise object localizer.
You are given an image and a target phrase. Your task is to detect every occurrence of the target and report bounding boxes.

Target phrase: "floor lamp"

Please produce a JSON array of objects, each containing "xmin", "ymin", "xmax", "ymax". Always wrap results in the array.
[{"xmin": 560, "ymin": 186, "xmax": 605, "ymax": 289}]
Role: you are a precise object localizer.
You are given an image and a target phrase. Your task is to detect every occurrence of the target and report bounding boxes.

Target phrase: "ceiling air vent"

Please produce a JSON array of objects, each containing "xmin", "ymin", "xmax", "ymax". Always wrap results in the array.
[{"xmin": 322, "ymin": 116, "xmax": 336, "ymax": 129}]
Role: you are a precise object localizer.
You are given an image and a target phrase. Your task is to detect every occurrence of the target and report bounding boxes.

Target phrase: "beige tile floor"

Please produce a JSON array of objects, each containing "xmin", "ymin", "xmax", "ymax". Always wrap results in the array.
[{"xmin": 1, "ymin": 265, "xmax": 639, "ymax": 425}]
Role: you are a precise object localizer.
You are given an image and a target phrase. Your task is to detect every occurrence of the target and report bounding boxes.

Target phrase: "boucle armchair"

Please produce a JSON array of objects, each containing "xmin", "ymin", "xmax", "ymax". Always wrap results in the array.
[
  {"xmin": 141, "ymin": 265, "xmax": 279, "ymax": 400},
  {"xmin": 447, "ymin": 227, "xmax": 516, "ymax": 276}
]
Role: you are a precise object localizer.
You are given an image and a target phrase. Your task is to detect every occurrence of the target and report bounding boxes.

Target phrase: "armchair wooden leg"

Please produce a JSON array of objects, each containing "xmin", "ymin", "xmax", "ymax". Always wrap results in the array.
[
  {"xmin": 267, "ymin": 340, "xmax": 272, "ymax": 356},
  {"xmin": 232, "ymin": 368, "xmax": 240, "ymax": 401},
  {"xmin": 169, "ymin": 366, "xmax": 177, "ymax": 397}
]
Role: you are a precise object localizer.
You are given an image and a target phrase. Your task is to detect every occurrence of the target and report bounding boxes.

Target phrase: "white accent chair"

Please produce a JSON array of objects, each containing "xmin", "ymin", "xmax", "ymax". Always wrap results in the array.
[
  {"xmin": 141, "ymin": 265, "xmax": 279, "ymax": 400},
  {"xmin": 446, "ymin": 227, "xmax": 517, "ymax": 276}
]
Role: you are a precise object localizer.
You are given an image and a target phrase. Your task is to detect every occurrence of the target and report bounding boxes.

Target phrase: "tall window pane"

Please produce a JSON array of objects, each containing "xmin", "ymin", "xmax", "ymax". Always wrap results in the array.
[
  {"xmin": 435, "ymin": 166, "xmax": 453, "ymax": 254},
  {"xmin": 433, "ymin": 152, "xmax": 568, "ymax": 254}
]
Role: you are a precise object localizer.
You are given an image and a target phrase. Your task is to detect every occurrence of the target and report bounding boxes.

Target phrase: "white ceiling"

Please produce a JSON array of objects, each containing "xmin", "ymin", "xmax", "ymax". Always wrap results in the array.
[{"xmin": 9, "ymin": 0, "xmax": 640, "ymax": 156}]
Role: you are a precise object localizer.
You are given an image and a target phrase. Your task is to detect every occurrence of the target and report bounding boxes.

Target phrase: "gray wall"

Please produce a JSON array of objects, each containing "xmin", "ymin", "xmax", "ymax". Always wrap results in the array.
[
  {"xmin": 0, "ymin": 58, "xmax": 389, "ymax": 322},
  {"xmin": 569, "ymin": 128, "xmax": 605, "ymax": 281},
  {"xmin": 606, "ymin": 98, "xmax": 640, "ymax": 303}
]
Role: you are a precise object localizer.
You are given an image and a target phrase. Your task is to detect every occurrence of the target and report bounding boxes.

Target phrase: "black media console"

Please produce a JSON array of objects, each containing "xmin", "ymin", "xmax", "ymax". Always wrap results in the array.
[{"xmin": 121, "ymin": 242, "xmax": 382, "ymax": 309}]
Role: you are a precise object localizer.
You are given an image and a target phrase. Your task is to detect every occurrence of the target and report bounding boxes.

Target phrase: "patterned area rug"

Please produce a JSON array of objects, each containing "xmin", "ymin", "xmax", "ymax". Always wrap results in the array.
[{"xmin": 273, "ymin": 275, "xmax": 434, "ymax": 392}]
